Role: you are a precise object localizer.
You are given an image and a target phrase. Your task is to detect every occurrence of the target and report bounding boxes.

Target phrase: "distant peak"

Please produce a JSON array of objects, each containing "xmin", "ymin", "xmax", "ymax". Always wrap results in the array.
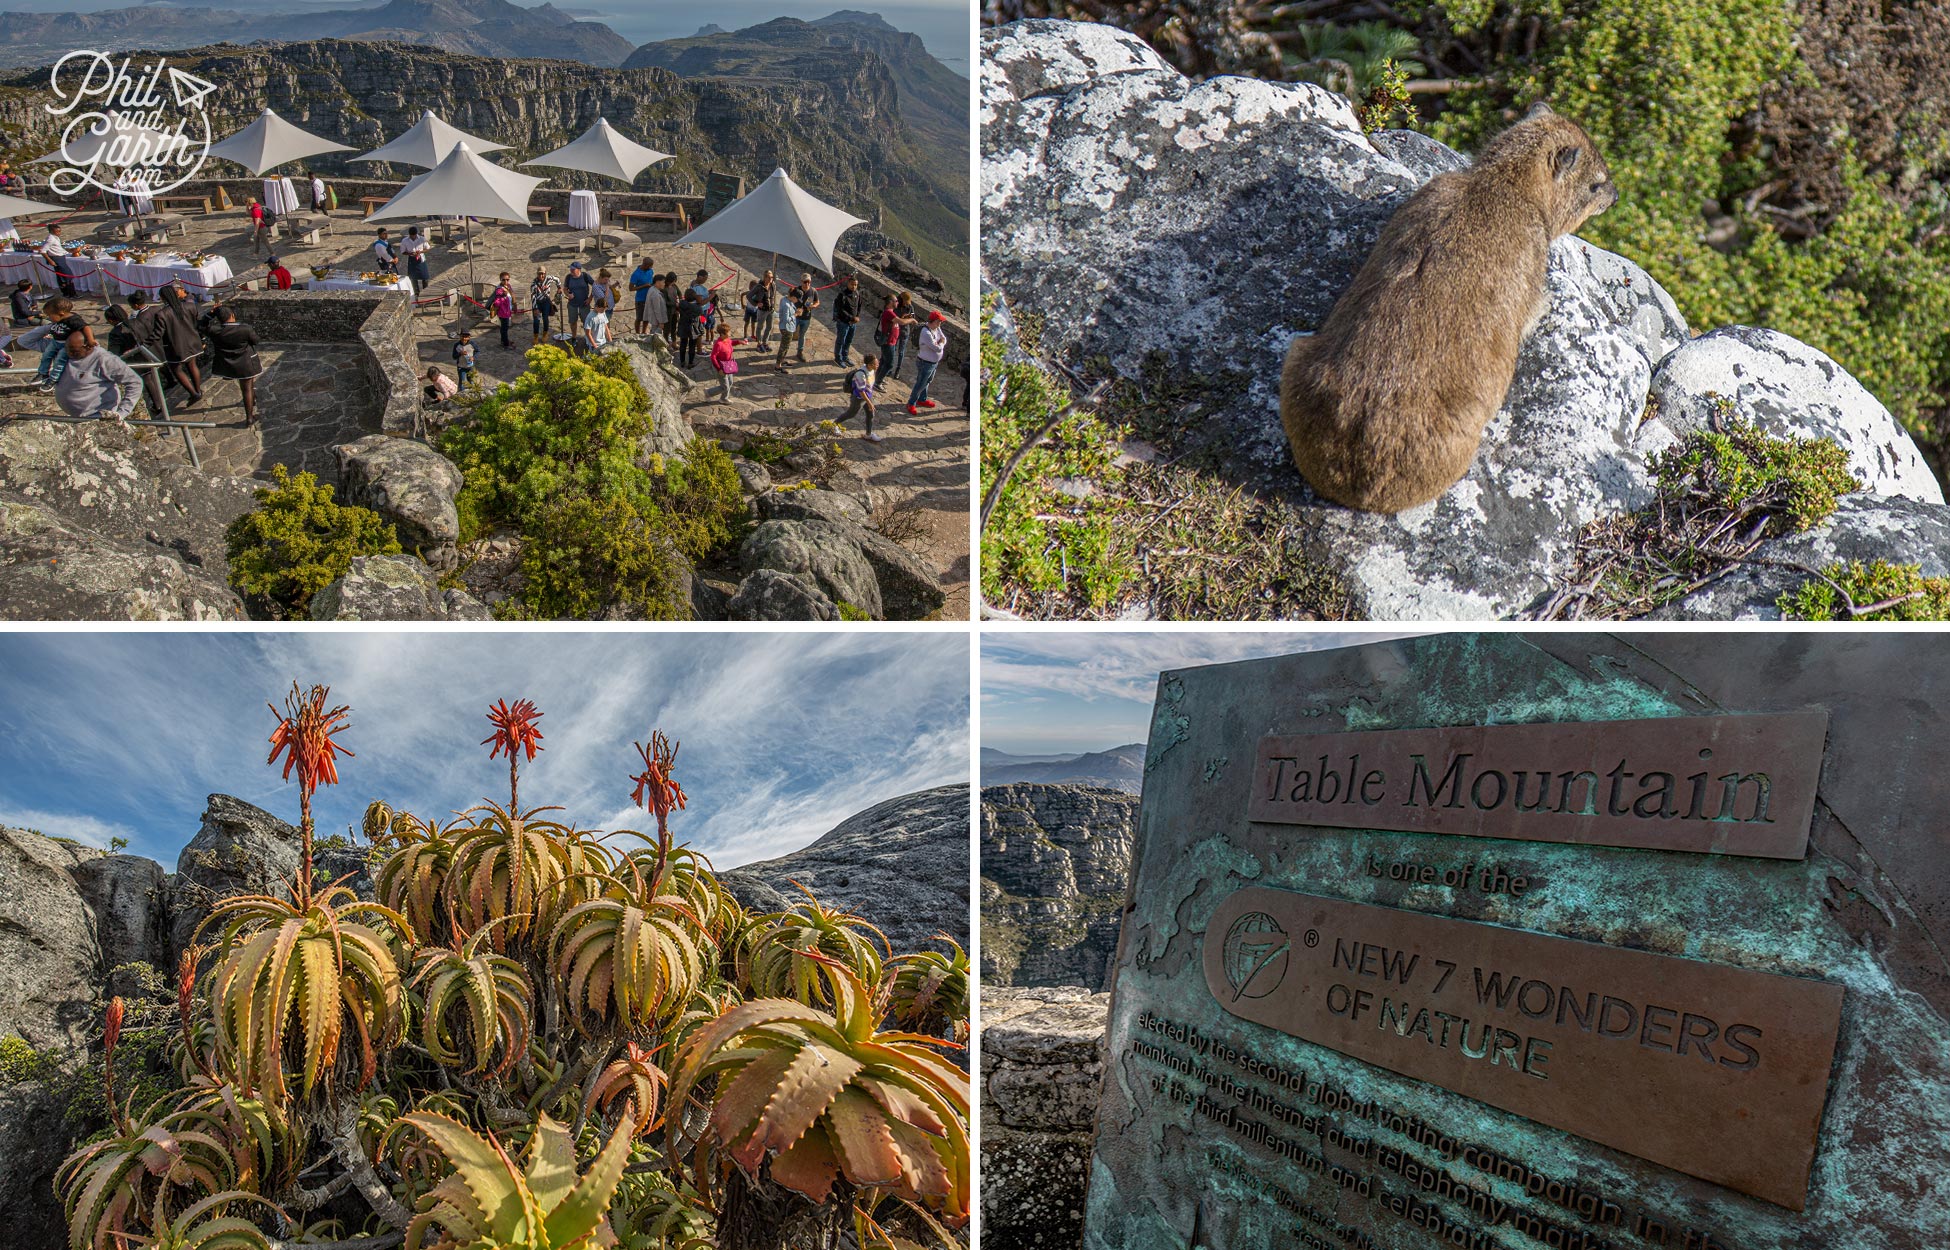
[{"xmin": 811, "ymin": 9, "xmax": 897, "ymax": 30}]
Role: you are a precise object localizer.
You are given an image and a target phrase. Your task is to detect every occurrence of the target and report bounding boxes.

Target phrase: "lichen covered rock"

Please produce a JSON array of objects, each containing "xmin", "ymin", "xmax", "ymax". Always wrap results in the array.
[
  {"xmin": 333, "ymin": 434, "xmax": 466, "ymax": 567},
  {"xmin": 981, "ymin": 985, "xmax": 1112, "ymax": 1250},
  {"xmin": 308, "ymin": 554, "xmax": 492, "ymax": 621}
]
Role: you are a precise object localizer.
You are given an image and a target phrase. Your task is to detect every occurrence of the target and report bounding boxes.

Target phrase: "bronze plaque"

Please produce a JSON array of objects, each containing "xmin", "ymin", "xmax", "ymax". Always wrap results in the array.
[
  {"xmin": 1204, "ymin": 886, "xmax": 1844, "ymax": 1210},
  {"xmin": 1249, "ymin": 711, "xmax": 1828, "ymax": 859}
]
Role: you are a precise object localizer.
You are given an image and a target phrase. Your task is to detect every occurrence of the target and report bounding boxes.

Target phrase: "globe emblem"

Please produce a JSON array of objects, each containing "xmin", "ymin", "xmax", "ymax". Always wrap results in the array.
[{"xmin": 1222, "ymin": 911, "xmax": 1290, "ymax": 1002}]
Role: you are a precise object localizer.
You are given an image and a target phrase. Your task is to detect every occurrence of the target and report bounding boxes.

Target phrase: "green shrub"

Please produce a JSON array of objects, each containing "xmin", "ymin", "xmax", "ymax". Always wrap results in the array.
[
  {"xmin": 503, "ymin": 495, "xmax": 691, "ymax": 621},
  {"xmin": 0, "ymin": 1034, "xmax": 40, "ymax": 1086},
  {"xmin": 438, "ymin": 347, "xmax": 748, "ymax": 619},
  {"xmin": 224, "ymin": 465, "xmax": 401, "ymax": 620},
  {"xmin": 440, "ymin": 347, "xmax": 654, "ymax": 542},
  {"xmin": 1779, "ymin": 561, "xmax": 1950, "ymax": 621},
  {"xmin": 1648, "ymin": 418, "xmax": 1860, "ymax": 536}
]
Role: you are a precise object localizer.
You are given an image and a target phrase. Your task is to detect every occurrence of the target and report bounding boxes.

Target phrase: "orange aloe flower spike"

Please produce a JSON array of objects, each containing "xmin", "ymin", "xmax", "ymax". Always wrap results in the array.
[
  {"xmin": 629, "ymin": 731, "xmax": 688, "ymax": 836},
  {"xmin": 482, "ymin": 698, "xmax": 545, "ymax": 762}
]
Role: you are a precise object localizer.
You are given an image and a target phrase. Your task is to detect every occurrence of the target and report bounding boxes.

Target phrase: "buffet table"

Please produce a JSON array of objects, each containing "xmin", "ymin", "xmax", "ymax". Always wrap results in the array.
[
  {"xmin": 0, "ymin": 249, "xmax": 104, "ymax": 292},
  {"xmin": 95, "ymin": 251, "xmax": 234, "ymax": 297},
  {"xmin": 302, "ymin": 272, "xmax": 413, "ymax": 295}
]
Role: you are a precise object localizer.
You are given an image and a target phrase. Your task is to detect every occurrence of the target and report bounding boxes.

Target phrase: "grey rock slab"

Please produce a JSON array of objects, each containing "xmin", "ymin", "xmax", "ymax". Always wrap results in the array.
[
  {"xmin": 169, "ymin": 794, "xmax": 302, "ymax": 953},
  {"xmin": 308, "ymin": 554, "xmax": 486, "ymax": 621},
  {"xmin": 1651, "ymin": 493, "xmax": 1950, "ymax": 620},
  {"xmin": 69, "ymin": 854, "xmax": 170, "ymax": 975},
  {"xmin": 0, "ymin": 828, "xmax": 101, "ymax": 1053},
  {"xmin": 755, "ymin": 487, "xmax": 871, "ymax": 526},
  {"xmin": 0, "ymin": 499, "xmax": 245, "ymax": 621},
  {"xmin": 1651, "ymin": 326, "xmax": 1943, "ymax": 505},
  {"xmin": 740, "ymin": 519, "xmax": 884, "ymax": 618},
  {"xmin": 726, "ymin": 567, "xmax": 841, "ymax": 621},
  {"xmin": 333, "ymin": 434, "xmax": 464, "ymax": 558}
]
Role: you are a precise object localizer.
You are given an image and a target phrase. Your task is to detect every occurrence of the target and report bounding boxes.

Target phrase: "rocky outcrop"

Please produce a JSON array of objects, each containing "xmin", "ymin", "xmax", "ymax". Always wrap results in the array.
[
  {"xmin": 615, "ymin": 338, "xmax": 700, "ymax": 462},
  {"xmin": 736, "ymin": 514, "xmax": 948, "ymax": 620},
  {"xmin": 168, "ymin": 795, "xmax": 305, "ymax": 953},
  {"xmin": 334, "ymin": 435, "xmax": 466, "ymax": 569},
  {"xmin": 0, "ymin": 828, "xmax": 104, "ymax": 1053},
  {"xmin": 69, "ymin": 855, "xmax": 171, "ymax": 977},
  {"xmin": 726, "ymin": 567, "xmax": 842, "ymax": 620},
  {"xmin": 0, "ymin": 1080, "xmax": 73, "ymax": 1250},
  {"xmin": 719, "ymin": 785, "xmax": 970, "ymax": 958},
  {"xmin": 0, "ymin": 423, "xmax": 253, "ymax": 621},
  {"xmin": 980, "ymin": 19, "xmax": 1950, "ymax": 620},
  {"xmin": 981, "ymin": 784, "xmax": 1138, "ymax": 989},
  {"xmin": 981, "ymin": 986, "xmax": 1111, "ymax": 1250},
  {"xmin": 308, "ymin": 555, "xmax": 494, "ymax": 621}
]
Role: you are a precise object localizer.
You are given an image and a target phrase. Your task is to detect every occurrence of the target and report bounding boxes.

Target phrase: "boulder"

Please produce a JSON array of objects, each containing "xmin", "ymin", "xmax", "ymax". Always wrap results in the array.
[
  {"xmin": 741, "ymin": 520, "xmax": 884, "ymax": 618},
  {"xmin": 719, "ymin": 786, "xmax": 970, "ymax": 958},
  {"xmin": 0, "ymin": 499, "xmax": 246, "ymax": 620},
  {"xmin": 726, "ymin": 568, "xmax": 841, "ymax": 621},
  {"xmin": 0, "ymin": 1081, "xmax": 74, "ymax": 1250},
  {"xmin": 733, "ymin": 459, "xmax": 772, "ymax": 496},
  {"xmin": 690, "ymin": 575, "xmax": 734, "ymax": 621},
  {"xmin": 1650, "ymin": 327, "xmax": 1944, "ymax": 505},
  {"xmin": 980, "ymin": 19, "xmax": 1947, "ymax": 620},
  {"xmin": 69, "ymin": 854, "xmax": 170, "ymax": 975},
  {"xmin": 0, "ymin": 828, "xmax": 102, "ymax": 1052},
  {"xmin": 333, "ymin": 435, "xmax": 465, "ymax": 567},
  {"xmin": 613, "ymin": 338, "xmax": 698, "ymax": 461},
  {"xmin": 847, "ymin": 525, "xmax": 949, "ymax": 619},
  {"xmin": 755, "ymin": 487, "xmax": 871, "ymax": 527},
  {"xmin": 169, "ymin": 795, "xmax": 302, "ymax": 953},
  {"xmin": 980, "ymin": 985, "xmax": 1112, "ymax": 1250},
  {"xmin": 308, "ymin": 555, "xmax": 492, "ymax": 621},
  {"xmin": 1652, "ymin": 494, "xmax": 1950, "ymax": 620}
]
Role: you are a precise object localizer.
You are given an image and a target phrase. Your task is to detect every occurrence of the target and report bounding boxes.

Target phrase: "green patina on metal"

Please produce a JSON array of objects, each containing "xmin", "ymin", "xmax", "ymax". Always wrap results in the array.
[{"xmin": 1083, "ymin": 633, "xmax": 1950, "ymax": 1250}]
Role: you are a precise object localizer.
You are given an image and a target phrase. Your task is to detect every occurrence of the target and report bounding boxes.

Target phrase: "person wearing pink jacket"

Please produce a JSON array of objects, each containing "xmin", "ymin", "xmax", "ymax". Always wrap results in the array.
[{"xmin": 708, "ymin": 325, "xmax": 745, "ymax": 401}]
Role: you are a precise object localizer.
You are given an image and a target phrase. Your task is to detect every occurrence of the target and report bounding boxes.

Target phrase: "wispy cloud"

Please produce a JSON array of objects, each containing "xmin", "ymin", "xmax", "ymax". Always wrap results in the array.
[{"xmin": 0, "ymin": 632, "xmax": 969, "ymax": 869}]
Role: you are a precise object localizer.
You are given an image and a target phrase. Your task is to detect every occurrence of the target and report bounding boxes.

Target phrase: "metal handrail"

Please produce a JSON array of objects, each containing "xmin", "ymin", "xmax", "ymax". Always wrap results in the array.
[{"xmin": 3, "ymin": 342, "xmax": 209, "ymax": 467}]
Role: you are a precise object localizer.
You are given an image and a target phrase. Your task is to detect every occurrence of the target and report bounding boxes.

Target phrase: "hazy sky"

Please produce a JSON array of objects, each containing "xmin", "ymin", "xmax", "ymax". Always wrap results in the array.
[
  {"xmin": 0, "ymin": 632, "xmax": 968, "ymax": 868},
  {"xmin": 981, "ymin": 632, "xmax": 1421, "ymax": 757}
]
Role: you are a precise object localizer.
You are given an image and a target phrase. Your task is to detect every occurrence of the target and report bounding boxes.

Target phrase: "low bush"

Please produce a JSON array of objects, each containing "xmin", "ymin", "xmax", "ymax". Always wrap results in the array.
[
  {"xmin": 1779, "ymin": 561, "xmax": 1950, "ymax": 622},
  {"xmin": 224, "ymin": 465, "xmax": 401, "ymax": 620}
]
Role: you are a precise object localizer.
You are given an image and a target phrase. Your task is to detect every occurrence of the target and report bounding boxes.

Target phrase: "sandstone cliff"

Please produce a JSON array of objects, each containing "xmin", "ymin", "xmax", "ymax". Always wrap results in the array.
[{"xmin": 980, "ymin": 783, "xmax": 1138, "ymax": 989}]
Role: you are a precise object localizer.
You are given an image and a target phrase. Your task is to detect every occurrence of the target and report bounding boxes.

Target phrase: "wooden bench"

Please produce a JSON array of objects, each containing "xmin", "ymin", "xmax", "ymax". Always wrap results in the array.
[
  {"xmin": 94, "ymin": 221, "xmax": 137, "ymax": 241},
  {"xmin": 527, "ymin": 205, "xmax": 555, "ymax": 227},
  {"xmin": 154, "ymin": 195, "xmax": 211, "ymax": 216},
  {"xmin": 136, "ymin": 213, "xmax": 188, "ymax": 242},
  {"xmin": 360, "ymin": 196, "xmax": 392, "ymax": 218},
  {"xmin": 619, "ymin": 207, "xmax": 689, "ymax": 235}
]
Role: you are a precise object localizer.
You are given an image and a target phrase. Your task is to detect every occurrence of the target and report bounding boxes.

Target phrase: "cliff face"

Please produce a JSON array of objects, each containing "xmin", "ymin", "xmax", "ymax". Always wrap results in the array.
[
  {"xmin": 0, "ymin": 0, "xmax": 636, "ymax": 69},
  {"xmin": 980, "ymin": 783, "xmax": 1138, "ymax": 989},
  {"xmin": 719, "ymin": 785, "xmax": 970, "ymax": 959},
  {"xmin": 0, "ymin": 38, "xmax": 942, "ymax": 274}
]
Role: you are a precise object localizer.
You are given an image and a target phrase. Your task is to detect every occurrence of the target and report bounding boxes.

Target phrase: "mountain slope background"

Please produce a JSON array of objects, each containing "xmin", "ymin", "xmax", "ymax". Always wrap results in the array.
[
  {"xmin": 982, "ymin": 744, "xmax": 1145, "ymax": 792},
  {"xmin": 0, "ymin": 24, "xmax": 967, "ymax": 299},
  {"xmin": 625, "ymin": 15, "xmax": 968, "ymax": 301}
]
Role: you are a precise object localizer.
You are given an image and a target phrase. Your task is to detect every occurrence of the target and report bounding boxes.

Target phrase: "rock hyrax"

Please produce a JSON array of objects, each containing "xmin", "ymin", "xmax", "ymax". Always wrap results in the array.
[{"xmin": 1279, "ymin": 103, "xmax": 1618, "ymax": 513}]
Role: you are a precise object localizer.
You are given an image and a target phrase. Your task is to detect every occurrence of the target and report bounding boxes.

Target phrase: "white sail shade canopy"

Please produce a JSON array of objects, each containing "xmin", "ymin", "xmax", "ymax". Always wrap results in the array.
[
  {"xmin": 366, "ymin": 142, "xmax": 546, "ymax": 286},
  {"xmin": 356, "ymin": 110, "xmax": 508, "ymax": 169},
  {"xmin": 205, "ymin": 107, "xmax": 354, "ymax": 175},
  {"xmin": 520, "ymin": 117, "xmax": 672, "ymax": 183},
  {"xmin": 675, "ymin": 167, "xmax": 866, "ymax": 274},
  {"xmin": 0, "ymin": 191, "xmax": 64, "ymax": 218}
]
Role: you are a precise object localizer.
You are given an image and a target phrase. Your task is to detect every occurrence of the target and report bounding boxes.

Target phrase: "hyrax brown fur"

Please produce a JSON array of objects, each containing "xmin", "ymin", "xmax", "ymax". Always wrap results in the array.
[{"xmin": 1279, "ymin": 103, "xmax": 1618, "ymax": 513}]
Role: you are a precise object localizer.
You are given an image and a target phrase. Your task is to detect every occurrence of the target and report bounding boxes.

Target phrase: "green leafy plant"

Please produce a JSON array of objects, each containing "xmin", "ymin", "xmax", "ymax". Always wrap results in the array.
[
  {"xmin": 506, "ymin": 495, "xmax": 692, "ymax": 621},
  {"xmin": 737, "ymin": 888, "xmax": 890, "ymax": 1010},
  {"xmin": 886, "ymin": 941, "xmax": 970, "ymax": 1044},
  {"xmin": 385, "ymin": 1110, "xmax": 635, "ymax": 1250},
  {"xmin": 223, "ymin": 465, "xmax": 401, "ymax": 620},
  {"xmin": 1779, "ymin": 560, "xmax": 1950, "ymax": 621}
]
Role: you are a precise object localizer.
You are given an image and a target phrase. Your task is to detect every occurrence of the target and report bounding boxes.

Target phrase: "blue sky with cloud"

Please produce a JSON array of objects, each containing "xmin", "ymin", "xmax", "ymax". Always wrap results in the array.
[
  {"xmin": 0, "ymin": 631, "xmax": 968, "ymax": 868},
  {"xmin": 981, "ymin": 631, "xmax": 1420, "ymax": 757}
]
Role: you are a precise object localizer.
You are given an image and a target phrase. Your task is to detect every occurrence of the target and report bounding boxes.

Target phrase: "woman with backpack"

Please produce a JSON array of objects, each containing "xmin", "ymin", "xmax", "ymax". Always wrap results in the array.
[
  {"xmin": 676, "ymin": 288, "xmax": 704, "ymax": 368},
  {"xmin": 529, "ymin": 267, "xmax": 559, "ymax": 344},
  {"xmin": 490, "ymin": 273, "xmax": 515, "ymax": 350}
]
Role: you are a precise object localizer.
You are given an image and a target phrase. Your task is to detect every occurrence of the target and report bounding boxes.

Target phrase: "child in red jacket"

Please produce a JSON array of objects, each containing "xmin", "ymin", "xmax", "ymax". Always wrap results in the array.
[{"xmin": 708, "ymin": 324, "xmax": 745, "ymax": 402}]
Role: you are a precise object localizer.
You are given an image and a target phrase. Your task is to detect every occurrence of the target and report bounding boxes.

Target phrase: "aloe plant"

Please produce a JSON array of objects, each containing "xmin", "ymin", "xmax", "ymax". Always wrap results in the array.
[
  {"xmin": 385, "ymin": 1110, "xmax": 634, "ymax": 1250},
  {"xmin": 886, "ymin": 940, "xmax": 971, "ymax": 1043},
  {"xmin": 199, "ymin": 884, "xmax": 407, "ymax": 1102},
  {"xmin": 412, "ymin": 919, "xmax": 536, "ymax": 1077},
  {"xmin": 551, "ymin": 861, "xmax": 709, "ymax": 1037},
  {"xmin": 670, "ymin": 957, "xmax": 970, "ymax": 1233},
  {"xmin": 736, "ymin": 887, "xmax": 890, "ymax": 1008}
]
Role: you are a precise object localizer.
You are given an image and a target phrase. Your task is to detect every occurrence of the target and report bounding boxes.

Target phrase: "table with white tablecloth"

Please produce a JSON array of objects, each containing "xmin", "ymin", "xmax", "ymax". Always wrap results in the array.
[
  {"xmin": 0, "ymin": 249, "xmax": 104, "ymax": 292},
  {"xmin": 95, "ymin": 252, "xmax": 234, "ymax": 297},
  {"xmin": 0, "ymin": 221, "xmax": 17, "ymax": 243},
  {"xmin": 568, "ymin": 189, "xmax": 600, "ymax": 232},
  {"xmin": 302, "ymin": 274, "xmax": 413, "ymax": 296},
  {"xmin": 262, "ymin": 177, "xmax": 300, "ymax": 216}
]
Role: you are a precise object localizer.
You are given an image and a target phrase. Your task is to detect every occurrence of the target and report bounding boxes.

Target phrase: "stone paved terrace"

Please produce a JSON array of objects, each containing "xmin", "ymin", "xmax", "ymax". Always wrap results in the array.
[{"xmin": 0, "ymin": 199, "xmax": 971, "ymax": 613}]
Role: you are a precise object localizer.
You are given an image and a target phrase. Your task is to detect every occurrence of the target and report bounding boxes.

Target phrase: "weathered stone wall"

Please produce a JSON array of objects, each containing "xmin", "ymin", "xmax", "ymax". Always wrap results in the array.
[
  {"xmin": 981, "ymin": 784, "xmax": 1139, "ymax": 988},
  {"xmin": 982, "ymin": 986, "xmax": 1112, "ymax": 1250},
  {"xmin": 224, "ymin": 290, "xmax": 420, "ymax": 435}
]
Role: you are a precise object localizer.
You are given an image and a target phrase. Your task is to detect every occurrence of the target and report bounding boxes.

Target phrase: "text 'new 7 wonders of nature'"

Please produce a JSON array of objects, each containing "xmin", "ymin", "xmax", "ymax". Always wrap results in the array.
[
  {"xmin": 1248, "ymin": 712, "xmax": 1828, "ymax": 859},
  {"xmin": 1202, "ymin": 887, "xmax": 1844, "ymax": 1209}
]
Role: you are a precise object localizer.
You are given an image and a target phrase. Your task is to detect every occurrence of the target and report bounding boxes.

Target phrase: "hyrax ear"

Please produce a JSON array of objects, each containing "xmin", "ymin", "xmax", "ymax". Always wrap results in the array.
[
  {"xmin": 1522, "ymin": 101, "xmax": 1556, "ymax": 122},
  {"xmin": 1552, "ymin": 144, "xmax": 1582, "ymax": 179}
]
